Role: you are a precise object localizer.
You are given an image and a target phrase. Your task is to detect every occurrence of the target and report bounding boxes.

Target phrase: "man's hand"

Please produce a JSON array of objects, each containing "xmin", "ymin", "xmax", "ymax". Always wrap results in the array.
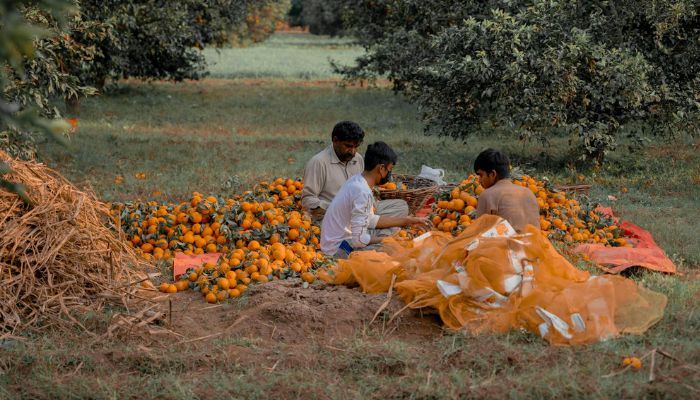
[
  {"xmin": 310, "ymin": 207, "xmax": 326, "ymax": 221},
  {"xmin": 404, "ymin": 216, "xmax": 431, "ymax": 231},
  {"xmin": 375, "ymin": 215, "xmax": 431, "ymax": 230}
]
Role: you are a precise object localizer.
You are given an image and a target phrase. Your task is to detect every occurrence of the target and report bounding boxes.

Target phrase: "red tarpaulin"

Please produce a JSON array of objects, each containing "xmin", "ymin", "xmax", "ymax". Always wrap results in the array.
[
  {"xmin": 574, "ymin": 220, "xmax": 676, "ymax": 274},
  {"xmin": 172, "ymin": 252, "xmax": 222, "ymax": 280}
]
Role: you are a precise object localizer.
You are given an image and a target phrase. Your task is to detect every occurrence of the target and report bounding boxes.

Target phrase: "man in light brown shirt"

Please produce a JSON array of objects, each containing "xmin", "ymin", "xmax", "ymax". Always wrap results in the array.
[
  {"xmin": 474, "ymin": 149, "xmax": 540, "ymax": 232},
  {"xmin": 302, "ymin": 121, "xmax": 408, "ymax": 222}
]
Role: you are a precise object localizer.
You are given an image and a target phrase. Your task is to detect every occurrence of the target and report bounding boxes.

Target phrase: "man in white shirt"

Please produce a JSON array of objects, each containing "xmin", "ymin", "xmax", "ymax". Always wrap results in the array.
[
  {"xmin": 302, "ymin": 121, "xmax": 408, "ymax": 222},
  {"xmin": 321, "ymin": 141, "xmax": 429, "ymax": 258}
]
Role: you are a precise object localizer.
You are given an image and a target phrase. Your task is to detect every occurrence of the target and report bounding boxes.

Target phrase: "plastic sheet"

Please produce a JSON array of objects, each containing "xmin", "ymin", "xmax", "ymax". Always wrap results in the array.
[
  {"xmin": 326, "ymin": 215, "xmax": 667, "ymax": 345},
  {"xmin": 574, "ymin": 220, "xmax": 676, "ymax": 274}
]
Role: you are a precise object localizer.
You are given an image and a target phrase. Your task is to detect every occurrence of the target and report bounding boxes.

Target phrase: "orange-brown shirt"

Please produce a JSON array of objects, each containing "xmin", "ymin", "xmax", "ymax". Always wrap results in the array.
[{"xmin": 476, "ymin": 179, "xmax": 540, "ymax": 232}]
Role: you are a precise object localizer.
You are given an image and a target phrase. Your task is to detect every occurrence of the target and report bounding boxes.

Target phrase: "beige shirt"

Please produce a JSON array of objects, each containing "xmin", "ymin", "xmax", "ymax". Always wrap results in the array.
[
  {"xmin": 301, "ymin": 145, "xmax": 364, "ymax": 210},
  {"xmin": 476, "ymin": 179, "xmax": 541, "ymax": 232}
]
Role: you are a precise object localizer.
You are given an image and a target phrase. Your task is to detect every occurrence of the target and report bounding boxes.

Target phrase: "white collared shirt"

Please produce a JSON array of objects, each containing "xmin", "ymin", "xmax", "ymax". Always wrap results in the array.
[{"xmin": 321, "ymin": 174, "xmax": 380, "ymax": 255}]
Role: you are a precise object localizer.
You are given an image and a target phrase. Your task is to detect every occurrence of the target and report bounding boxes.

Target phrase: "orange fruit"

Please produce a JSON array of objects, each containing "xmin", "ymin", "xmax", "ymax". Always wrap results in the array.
[
  {"xmin": 300, "ymin": 252, "xmax": 314, "ymax": 263},
  {"xmin": 272, "ymin": 248, "xmax": 286, "ymax": 261},
  {"xmin": 190, "ymin": 212, "xmax": 203, "ymax": 224},
  {"xmin": 140, "ymin": 243, "xmax": 154, "ymax": 253},
  {"xmin": 202, "ymin": 226, "xmax": 214, "ymax": 237},
  {"xmin": 205, "ymin": 292, "xmax": 217, "ymax": 304},
  {"xmin": 175, "ymin": 280, "xmax": 189, "ymax": 292},
  {"xmin": 291, "ymin": 262, "xmax": 302, "ymax": 273},
  {"xmin": 287, "ymin": 229, "xmax": 300, "ymax": 240},
  {"xmin": 217, "ymin": 278, "xmax": 230, "ymax": 290},
  {"xmin": 451, "ymin": 199, "xmax": 465, "ymax": 211},
  {"xmin": 248, "ymin": 240, "xmax": 261, "ymax": 251},
  {"xmin": 301, "ymin": 272, "xmax": 315, "ymax": 284},
  {"xmin": 166, "ymin": 284, "xmax": 177, "ymax": 294}
]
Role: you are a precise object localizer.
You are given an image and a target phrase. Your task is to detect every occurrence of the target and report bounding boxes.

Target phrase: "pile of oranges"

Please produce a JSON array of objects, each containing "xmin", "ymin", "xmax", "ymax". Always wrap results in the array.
[
  {"xmin": 112, "ymin": 178, "xmax": 321, "ymax": 262},
  {"xmin": 429, "ymin": 174, "xmax": 627, "ymax": 247},
  {"xmin": 112, "ymin": 177, "xmax": 338, "ymax": 303},
  {"xmin": 158, "ymin": 240, "xmax": 331, "ymax": 302}
]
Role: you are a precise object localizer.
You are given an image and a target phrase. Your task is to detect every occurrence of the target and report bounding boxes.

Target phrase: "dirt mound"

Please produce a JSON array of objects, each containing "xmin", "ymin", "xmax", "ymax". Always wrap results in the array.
[{"xmin": 169, "ymin": 279, "xmax": 442, "ymax": 345}]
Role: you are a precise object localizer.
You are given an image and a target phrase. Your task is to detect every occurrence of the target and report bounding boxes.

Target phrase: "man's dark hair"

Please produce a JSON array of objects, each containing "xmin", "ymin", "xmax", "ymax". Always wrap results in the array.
[
  {"xmin": 364, "ymin": 141, "xmax": 398, "ymax": 171},
  {"xmin": 474, "ymin": 148, "xmax": 510, "ymax": 179},
  {"xmin": 331, "ymin": 121, "xmax": 365, "ymax": 142}
]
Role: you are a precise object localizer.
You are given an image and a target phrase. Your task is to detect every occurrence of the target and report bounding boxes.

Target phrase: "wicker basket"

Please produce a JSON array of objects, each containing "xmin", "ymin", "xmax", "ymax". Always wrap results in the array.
[
  {"xmin": 554, "ymin": 184, "xmax": 592, "ymax": 195},
  {"xmin": 377, "ymin": 174, "xmax": 440, "ymax": 214},
  {"xmin": 436, "ymin": 182, "xmax": 592, "ymax": 196}
]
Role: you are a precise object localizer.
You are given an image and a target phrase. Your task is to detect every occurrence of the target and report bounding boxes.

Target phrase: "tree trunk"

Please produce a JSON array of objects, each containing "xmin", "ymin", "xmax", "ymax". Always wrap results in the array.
[{"xmin": 65, "ymin": 96, "xmax": 80, "ymax": 114}]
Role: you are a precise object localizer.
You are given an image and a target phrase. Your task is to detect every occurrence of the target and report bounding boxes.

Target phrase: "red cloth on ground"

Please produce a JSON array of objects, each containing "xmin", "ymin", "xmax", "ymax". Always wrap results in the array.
[
  {"xmin": 574, "ymin": 220, "xmax": 676, "ymax": 274},
  {"xmin": 173, "ymin": 252, "xmax": 222, "ymax": 280},
  {"xmin": 416, "ymin": 196, "xmax": 435, "ymax": 217}
]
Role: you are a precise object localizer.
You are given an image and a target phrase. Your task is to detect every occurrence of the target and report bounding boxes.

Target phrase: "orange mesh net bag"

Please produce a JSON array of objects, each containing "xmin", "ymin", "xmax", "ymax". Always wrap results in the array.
[{"xmin": 325, "ymin": 215, "xmax": 668, "ymax": 345}]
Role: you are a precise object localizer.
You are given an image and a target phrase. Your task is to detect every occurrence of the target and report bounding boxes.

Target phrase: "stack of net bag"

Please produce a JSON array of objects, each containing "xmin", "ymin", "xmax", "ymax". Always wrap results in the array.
[{"xmin": 319, "ymin": 215, "xmax": 667, "ymax": 345}]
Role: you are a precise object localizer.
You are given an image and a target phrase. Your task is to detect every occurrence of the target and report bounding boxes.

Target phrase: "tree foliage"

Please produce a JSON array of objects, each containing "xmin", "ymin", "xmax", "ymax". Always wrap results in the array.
[
  {"xmin": 2, "ymin": 0, "xmax": 290, "ymax": 163},
  {"xmin": 73, "ymin": 0, "xmax": 290, "ymax": 84},
  {"xmin": 286, "ymin": 0, "xmax": 347, "ymax": 36},
  {"xmin": 1, "ymin": 0, "xmax": 74, "ymax": 201},
  {"xmin": 340, "ymin": 0, "xmax": 700, "ymax": 161},
  {"xmin": 230, "ymin": 0, "xmax": 291, "ymax": 45}
]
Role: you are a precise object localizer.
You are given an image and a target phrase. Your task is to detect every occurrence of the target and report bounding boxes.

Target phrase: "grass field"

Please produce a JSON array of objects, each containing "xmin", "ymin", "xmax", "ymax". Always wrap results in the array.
[
  {"xmin": 204, "ymin": 33, "xmax": 364, "ymax": 79},
  {"xmin": 2, "ymin": 33, "xmax": 698, "ymax": 399}
]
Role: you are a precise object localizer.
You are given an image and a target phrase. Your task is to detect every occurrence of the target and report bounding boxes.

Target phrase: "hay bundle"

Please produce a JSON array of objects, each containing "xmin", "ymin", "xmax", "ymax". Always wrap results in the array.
[{"xmin": 0, "ymin": 151, "xmax": 150, "ymax": 336}]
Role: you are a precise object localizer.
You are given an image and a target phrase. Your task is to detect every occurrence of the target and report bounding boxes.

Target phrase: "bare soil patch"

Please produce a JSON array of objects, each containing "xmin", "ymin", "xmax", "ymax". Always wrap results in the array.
[{"xmin": 166, "ymin": 279, "xmax": 442, "ymax": 347}]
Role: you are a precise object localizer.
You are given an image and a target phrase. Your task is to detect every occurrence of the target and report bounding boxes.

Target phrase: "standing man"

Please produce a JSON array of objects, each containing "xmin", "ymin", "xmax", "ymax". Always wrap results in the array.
[{"xmin": 302, "ymin": 121, "xmax": 408, "ymax": 222}]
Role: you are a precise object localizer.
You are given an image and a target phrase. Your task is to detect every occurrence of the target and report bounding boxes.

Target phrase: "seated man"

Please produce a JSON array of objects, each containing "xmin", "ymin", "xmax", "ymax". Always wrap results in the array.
[
  {"xmin": 321, "ymin": 141, "xmax": 429, "ymax": 258},
  {"xmin": 474, "ymin": 148, "xmax": 540, "ymax": 233},
  {"xmin": 302, "ymin": 121, "xmax": 408, "ymax": 222}
]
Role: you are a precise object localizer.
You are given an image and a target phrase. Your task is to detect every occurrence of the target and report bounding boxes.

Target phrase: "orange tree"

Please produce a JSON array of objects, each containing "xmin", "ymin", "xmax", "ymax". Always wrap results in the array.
[{"xmin": 339, "ymin": 0, "xmax": 700, "ymax": 162}]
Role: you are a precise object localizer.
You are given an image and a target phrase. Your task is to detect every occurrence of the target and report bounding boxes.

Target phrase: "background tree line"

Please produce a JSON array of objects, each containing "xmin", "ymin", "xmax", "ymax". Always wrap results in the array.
[{"xmin": 291, "ymin": 0, "xmax": 700, "ymax": 162}]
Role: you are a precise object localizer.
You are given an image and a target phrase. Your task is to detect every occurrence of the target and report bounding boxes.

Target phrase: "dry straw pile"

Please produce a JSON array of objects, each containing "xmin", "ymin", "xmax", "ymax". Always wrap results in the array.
[{"xmin": 0, "ymin": 151, "xmax": 149, "ymax": 337}]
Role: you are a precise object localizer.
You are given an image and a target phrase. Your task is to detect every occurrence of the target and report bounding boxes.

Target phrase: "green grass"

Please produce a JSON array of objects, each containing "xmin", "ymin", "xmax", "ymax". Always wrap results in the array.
[
  {"xmin": 3, "ymin": 32, "xmax": 698, "ymax": 399},
  {"xmin": 204, "ymin": 33, "xmax": 365, "ymax": 79}
]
